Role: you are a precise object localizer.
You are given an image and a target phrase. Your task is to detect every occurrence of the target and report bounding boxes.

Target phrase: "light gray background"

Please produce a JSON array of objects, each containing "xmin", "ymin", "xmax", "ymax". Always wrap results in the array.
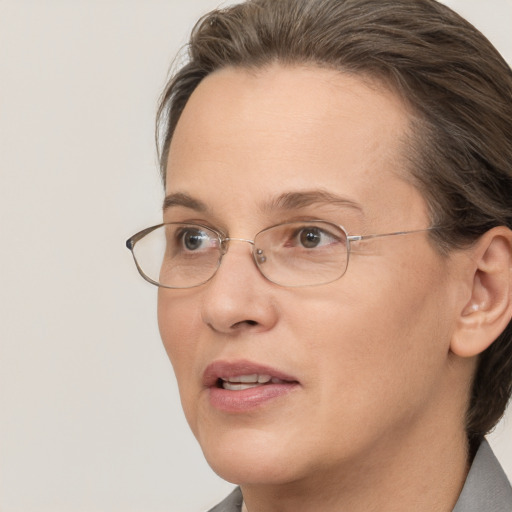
[{"xmin": 0, "ymin": 1, "xmax": 511, "ymax": 511}]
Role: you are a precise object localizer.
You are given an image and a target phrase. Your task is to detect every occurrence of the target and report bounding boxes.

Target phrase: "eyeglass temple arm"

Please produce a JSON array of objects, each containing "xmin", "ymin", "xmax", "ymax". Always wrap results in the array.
[{"xmin": 347, "ymin": 227, "xmax": 440, "ymax": 243}]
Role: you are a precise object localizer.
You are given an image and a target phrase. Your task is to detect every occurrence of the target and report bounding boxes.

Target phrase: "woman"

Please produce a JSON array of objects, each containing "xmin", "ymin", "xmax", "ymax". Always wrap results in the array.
[{"xmin": 127, "ymin": 1, "xmax": 512, "ymax": 510}]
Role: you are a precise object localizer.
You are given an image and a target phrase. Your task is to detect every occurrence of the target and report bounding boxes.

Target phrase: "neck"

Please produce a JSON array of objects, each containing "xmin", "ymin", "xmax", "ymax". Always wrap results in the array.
[{"xmin": 241, "ymin": 425, "xmax": 470, "ymax": 512}]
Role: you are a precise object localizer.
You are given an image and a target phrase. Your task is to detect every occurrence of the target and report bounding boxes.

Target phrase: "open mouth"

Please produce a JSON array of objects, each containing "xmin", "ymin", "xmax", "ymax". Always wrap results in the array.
[
  {"xmin": 217, "ymin": 374, "xmax": 293, "ymax": 391},
  {"xmin": 204, "ymin": 360, "xmax": 300, "ymax": 411}
]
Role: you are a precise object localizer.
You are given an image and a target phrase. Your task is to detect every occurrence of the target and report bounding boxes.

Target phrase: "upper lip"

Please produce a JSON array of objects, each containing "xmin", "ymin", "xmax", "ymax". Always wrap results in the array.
[{"xmin": 202, "ymin": 359, "xmax": 299, "ymax": 387}]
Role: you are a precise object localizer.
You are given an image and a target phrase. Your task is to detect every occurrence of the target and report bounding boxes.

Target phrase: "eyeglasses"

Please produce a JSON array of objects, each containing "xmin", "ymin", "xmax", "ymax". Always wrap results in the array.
[{"xmin": 126, "ymin": 221, "xmax": 439, "ymax": 288}]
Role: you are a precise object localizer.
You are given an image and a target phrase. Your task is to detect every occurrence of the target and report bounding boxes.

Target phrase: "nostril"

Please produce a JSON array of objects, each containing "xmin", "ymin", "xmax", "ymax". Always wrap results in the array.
[{"xmin": 231, "ymin": 319, "xmax": 258, "ymax": 328}]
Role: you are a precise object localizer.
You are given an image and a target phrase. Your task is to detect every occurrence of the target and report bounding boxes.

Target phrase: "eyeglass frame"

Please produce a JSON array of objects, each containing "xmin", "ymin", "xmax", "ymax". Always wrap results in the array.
[{"xmin": 126, "ymin": 220, "xmax": 444, "ymax": 289}]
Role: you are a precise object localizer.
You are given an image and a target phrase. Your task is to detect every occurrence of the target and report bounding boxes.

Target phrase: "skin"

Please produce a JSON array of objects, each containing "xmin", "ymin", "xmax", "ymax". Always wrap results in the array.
[{"xmin": 158, "ymin": 65, "xmax": 477, "ymax": 512}]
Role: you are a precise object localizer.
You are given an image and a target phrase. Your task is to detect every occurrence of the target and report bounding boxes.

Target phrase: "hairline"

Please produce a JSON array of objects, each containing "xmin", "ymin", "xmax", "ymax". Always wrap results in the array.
[{"xmin": 160, "ymin": 60, "xmax": 448, "ymax": 250}]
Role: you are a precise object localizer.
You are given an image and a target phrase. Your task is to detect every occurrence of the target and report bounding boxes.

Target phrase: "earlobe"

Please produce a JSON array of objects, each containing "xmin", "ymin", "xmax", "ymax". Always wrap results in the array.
[{"xmin": 451, "ymin": 227, "xmax": 512, "ymax": 358}]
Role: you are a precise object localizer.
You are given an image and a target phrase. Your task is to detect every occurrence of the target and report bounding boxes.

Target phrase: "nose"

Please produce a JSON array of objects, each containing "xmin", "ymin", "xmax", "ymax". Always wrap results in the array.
[{"xmin": 201, "ymin": 239, "xmax": 278, "ymax": 335}]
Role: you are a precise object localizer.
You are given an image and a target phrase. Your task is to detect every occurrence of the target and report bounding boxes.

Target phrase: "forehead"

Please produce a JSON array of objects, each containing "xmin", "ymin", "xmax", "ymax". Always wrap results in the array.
[{"xmin": 166, "ymin": 65, "xmax": 427, "ymax": 229}]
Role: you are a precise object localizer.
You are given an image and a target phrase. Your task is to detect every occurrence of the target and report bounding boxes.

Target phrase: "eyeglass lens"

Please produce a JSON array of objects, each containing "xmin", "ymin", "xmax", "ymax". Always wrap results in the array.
[{"xmin": 131, "ymin": 221, "xmax": 350, "ymax": 288}]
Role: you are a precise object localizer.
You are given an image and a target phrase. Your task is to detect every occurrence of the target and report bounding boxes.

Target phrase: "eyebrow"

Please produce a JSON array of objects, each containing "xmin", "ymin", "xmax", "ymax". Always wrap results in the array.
[
  {"xmin": 265, "ymin": 190, "xmax": 364, "ymax": 215},
  {"xmin": 162, "ymin": 189, "xmax": 364, "ymax": 216},
  {"xmin": 162, "ymin": 192, "xmax": 209, "ymax": 212}
]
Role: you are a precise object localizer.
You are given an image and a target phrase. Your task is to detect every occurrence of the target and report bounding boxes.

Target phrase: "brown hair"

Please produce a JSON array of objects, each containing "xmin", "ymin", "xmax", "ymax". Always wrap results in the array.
[{"xmin": 157, "ymin": 0, "xmax": 512, "ymax": 443}]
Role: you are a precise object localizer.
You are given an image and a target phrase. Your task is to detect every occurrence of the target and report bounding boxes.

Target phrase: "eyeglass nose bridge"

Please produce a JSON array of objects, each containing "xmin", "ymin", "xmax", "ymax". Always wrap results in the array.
[
  {"xmin": 220, "ymin": 236, "xmax": 255, "ymax": 254},
  {"xmin": 220, "ymin": 237, "xmax": 267, "ymax": 266}
]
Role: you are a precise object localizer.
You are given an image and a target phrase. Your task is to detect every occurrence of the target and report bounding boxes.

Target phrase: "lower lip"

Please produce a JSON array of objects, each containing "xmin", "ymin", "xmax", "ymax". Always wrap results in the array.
[{"xmin": 208, "ymin": 382, "xmax": 299, "ymax": 412}]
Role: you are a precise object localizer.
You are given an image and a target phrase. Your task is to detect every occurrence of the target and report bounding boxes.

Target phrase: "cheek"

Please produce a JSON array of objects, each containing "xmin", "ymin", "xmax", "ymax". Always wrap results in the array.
[
  {"xmin": 296, "ymin": 256, "xmax": 454, "ymax": 414},
  {"xmin": 157, "ymin": 290, "xmax": 202, "ymax": 411}
]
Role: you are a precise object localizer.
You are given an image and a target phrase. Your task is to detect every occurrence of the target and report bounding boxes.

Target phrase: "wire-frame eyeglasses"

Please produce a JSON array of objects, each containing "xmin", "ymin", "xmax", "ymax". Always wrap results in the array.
[{"xmin": 126, "ymin": 220, "xmax": 442, "ymax": 288}]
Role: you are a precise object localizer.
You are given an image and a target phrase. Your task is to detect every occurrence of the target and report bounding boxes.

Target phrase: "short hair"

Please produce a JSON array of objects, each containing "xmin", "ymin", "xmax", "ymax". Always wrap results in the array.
[{"xmin": 156, "ymin": 0, "xmax": 512, "ymax": 444}]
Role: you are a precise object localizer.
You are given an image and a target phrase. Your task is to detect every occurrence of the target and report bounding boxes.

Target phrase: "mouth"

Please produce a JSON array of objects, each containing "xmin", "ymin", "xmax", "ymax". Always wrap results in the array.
[
  {"xmin": 203, "ymin": 360, "xmax": 300, "ymax": 412},
  {"xmin": 216, "ymin": 374, "xmax": 293, "ymax": 391},
  {"xmin": 203, "ymin": 360, "xmax": 298, "ymax": 388}
]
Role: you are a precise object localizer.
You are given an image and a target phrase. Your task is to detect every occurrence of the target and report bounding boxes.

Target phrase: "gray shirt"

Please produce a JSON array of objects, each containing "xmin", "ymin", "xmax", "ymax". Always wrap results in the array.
[{"xmin": 208, "ymin": 440, "xmax": 512, "ymax": 511}]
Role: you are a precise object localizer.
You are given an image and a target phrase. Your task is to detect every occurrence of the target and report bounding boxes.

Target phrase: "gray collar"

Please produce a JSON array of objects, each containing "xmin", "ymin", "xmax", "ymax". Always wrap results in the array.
[
  {"xmin": 208, "ymin": 487, "xmax": 243, "ymax": 512},
  {"xmin": 453, "ymin": 439, "xmax": 512, "ymax": 512}
]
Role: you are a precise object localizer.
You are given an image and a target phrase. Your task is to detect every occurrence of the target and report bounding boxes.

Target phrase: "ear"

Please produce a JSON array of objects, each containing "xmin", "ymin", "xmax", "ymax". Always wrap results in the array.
[{"xmin": 451, "ymin": 226, "xmax": 512, "ymax": 358}]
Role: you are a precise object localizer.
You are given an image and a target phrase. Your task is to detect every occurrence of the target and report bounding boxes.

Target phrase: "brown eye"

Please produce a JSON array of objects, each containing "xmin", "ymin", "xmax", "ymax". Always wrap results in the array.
[{"xmin": 299, "ymin": 227, "xmax": 322, "ymax": 248}]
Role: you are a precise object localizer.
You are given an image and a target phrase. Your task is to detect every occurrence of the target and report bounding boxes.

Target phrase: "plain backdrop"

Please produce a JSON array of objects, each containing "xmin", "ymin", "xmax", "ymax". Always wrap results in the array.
[{"xmin": 1, "ymin": 1, "xmax": 511, "ymax": 511}]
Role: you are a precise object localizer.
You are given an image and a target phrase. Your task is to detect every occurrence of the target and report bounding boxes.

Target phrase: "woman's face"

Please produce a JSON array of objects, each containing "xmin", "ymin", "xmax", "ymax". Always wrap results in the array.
[{"xmin": 158, "ymin": 65, "xmax": 463, "ymax": 486}]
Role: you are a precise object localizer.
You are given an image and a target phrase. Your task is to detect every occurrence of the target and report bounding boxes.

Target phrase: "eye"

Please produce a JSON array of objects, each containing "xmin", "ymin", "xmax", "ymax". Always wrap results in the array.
[
  {"xmin": 294, "ymin": 225, "xmax": 341, "ymax": 249},
  {"xmin": 176, "ymin": 227, "xmax": 211, "ymax": 251},
  {"xmin": 299, "ymin": 227, "xmax": 322, "ymax": 248},
  {"xmin": 184, "ymin": 230, "xmax": 205, "ymax": 250}
]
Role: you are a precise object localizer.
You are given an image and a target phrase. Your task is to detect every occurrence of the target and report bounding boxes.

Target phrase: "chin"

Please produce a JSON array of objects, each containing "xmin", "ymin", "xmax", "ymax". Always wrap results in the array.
[
  {"xmin": 198, "ymin": 427, "xmax": 307, "ymax": 486},
  {"xmin": 206, "ymin": 453, "xmax": 301, "ymax": 486}
]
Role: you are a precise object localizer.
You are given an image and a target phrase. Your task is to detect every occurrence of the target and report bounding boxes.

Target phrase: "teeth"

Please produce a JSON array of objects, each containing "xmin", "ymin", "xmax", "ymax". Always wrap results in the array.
[
  {"xmin": 223, "ymin": 382, "xmax": 261, "ymax": 391},
  {"xmin": 222, "ymin": 374, "xmax": 272, "ymax": 384},
  {"xmin": 225, "ymin": 374, "xmax": 257, "ymax": 383},
  {"xmin": 220, "ymin": 374, "xmax": 273, "ymax": 390}
]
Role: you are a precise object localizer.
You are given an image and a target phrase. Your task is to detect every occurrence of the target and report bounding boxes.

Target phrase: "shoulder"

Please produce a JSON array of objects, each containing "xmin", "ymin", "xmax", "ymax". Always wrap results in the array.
[
  {"xmin": 453, "ymin": 439, "xmax": 512, "ymax": 512},
  {"xmin": 207, "ymin": 487, "xmax": 243, "ymax": 512}
]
